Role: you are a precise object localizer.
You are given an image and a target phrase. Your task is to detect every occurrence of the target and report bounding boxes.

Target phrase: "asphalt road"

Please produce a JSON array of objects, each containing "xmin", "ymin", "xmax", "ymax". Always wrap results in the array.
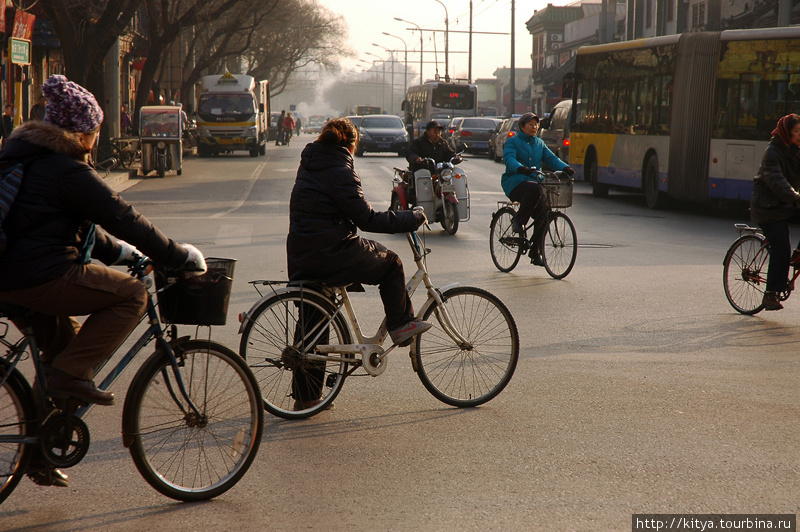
[{"xmin": 2, "ymin": 138, "xmax": 798, "ymax": 531}]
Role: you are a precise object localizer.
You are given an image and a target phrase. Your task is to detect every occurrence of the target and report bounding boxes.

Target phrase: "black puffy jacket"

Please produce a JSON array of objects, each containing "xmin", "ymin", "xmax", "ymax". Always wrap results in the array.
[
  {"xmin": 0, "ymin": 121, "xmax": 188, "ymax": 291},
  {"xmin": 750, "ymin": 136, "xmax": 800, "ymax": 225},
  {"xmin": 287, "ymin": 142, "xmax": 417, "ymax": 283}
]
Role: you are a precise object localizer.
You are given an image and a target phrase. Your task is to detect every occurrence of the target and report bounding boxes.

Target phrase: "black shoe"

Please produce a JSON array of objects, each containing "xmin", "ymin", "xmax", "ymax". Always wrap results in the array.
[
  {"xmin": 27, "ymin": 467, "xmax": 69, "ymax": 488},
  {"xmin": 531, "ymin": 254, "xmax": 545, "ymax": 266},
  {"xmin": 511, "ymin": 218, "xmax": 524, "ymax": 234},
  {"xmin": 47, "ymin": 368, "xmax": 115, "ymax": 406}
]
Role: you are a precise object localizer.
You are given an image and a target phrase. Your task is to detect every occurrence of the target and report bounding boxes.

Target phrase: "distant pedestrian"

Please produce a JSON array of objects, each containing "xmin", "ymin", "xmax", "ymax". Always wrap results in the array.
[
  {"xmin": 1, "ymin": 105, "xmax": 14, "ymax": 145},
  {"xmin": 29, "ymin": 96, "xmax": 46, "ymax": 121},
  {"xmin": 282, "ymin": 112, "xmax": 296, "ymax": 146},
  {"xmin": 120, "ymin": 104, "xmax": 133, "ymax": 136},
  {"xmin": 276, "ymin": 110, "xmax": 286, "ymax": 146}
]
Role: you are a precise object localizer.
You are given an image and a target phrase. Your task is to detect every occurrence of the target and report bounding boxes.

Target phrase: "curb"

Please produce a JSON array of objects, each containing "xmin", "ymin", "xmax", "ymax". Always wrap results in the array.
[{"xmin": 104, "ymin": 168, "xmax": 139, "ymax": 193}]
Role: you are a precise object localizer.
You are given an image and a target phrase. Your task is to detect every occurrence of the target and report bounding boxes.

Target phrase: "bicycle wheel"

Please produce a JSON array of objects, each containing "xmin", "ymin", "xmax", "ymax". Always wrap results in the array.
[
  {"xmin": 723, "ymin": 233, "xmax": 768, "ymax": 314},
  {"xmin": 0, "ymin": 361, "xmax": 35, "ymax": 504},
  {"xmin": 239, "ymin": 289, "xmax": 352, "ymax": 419},
  {"xmin": 541, "ymin": 211, "xmax": 577, "ymax": 279},
  {"xmin": 120, "ymin": 147, "xmax": 136, "ymax": 168},
  {"xmin": 123, "ymin": 340, "xmax": 263, "ymax": 502},
  {"xmin": 415, "ymin": 286, "xmax": 519, "ymax": 407},
  {"xmin": 489, "ymin": 207, "xmax": 525, "ymax": 272},
  {"xmin": 95, "ymin": 143, "xmax": 120, "ymax": 171}
]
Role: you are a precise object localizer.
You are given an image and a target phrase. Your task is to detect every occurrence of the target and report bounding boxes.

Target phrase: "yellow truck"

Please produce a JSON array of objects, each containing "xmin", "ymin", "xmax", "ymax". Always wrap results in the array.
[{"xmin": 196, "ymin": 73, "xmax": 269, "ymax": 157}]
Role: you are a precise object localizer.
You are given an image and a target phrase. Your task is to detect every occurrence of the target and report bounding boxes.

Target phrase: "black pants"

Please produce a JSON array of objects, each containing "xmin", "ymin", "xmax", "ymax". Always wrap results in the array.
[
  {"xmin": 760, "ymin": 221, "xmax": 793, "ymax": 293},
  {"xmin": 509, "ymin": 180, "xmax": 548, "ymax": 251}
]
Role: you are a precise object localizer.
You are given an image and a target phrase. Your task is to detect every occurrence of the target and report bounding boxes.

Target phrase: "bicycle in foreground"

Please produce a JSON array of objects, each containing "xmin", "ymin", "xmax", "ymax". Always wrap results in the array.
[
  {"xmin": 722, "ymin": 223, "xmax": 800, "ymax": 314},
  {"xmin": 489, "ymin": 169, "xmax": 577, "ymax": 279},
  {"xmin": 0, "ymin": 255, "xmax": 263, "ymax": 503},
  {"xmin": 238, "ymin": 226, "xmax": 520, "ymax": 420}
]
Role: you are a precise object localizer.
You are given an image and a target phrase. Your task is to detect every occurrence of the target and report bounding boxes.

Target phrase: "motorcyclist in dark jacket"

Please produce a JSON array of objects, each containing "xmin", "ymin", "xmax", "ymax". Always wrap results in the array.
[
  {"xmin": 405, "ymin": 120, "xmax": 457, "ymax": 173},
  {"xmin": 750, "ymin": 113, "xmax": 800, "ymax": 310},
  {"xmin": 287, "ymin": 118, "xmax": 430, "ymax": 409}
]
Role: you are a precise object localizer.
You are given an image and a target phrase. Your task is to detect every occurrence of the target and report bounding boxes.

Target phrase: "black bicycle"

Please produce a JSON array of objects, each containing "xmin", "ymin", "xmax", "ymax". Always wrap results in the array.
[
  {"xmin": 489, "ymin": 170, "xmax": 577, "ymax": 279},
  {"xmin": 0, "ymin": 255, "xmax": 263, "ymax": 503}
]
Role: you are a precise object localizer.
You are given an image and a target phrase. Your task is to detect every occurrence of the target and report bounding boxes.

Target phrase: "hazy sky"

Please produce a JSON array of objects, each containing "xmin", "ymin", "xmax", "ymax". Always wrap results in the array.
[{"xmin": 319, "ymin": 0, "xmax": 577, "ymax": 82}]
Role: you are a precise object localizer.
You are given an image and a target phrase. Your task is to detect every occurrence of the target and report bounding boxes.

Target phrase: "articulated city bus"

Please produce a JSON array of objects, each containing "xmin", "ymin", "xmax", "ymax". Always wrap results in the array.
[
  {"xmin": 569, "ymin": 27, "xmax": 800, "ymax": 209},
  {"xmin": 402, "ymin": 81, "xmax": 478, "ymax": 138}
]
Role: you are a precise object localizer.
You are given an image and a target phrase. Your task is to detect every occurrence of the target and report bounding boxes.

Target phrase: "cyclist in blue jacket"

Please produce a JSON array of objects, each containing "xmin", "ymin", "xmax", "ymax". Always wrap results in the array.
[{"xmin": 501, "ymin": 112, "xmax": 573, "ymax": 264}]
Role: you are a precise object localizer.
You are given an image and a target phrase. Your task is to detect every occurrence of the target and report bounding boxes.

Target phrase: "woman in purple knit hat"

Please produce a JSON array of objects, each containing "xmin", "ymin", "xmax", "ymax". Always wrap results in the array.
[{"xmin": 0, "ymin": 75, "xmax": 207, "ymax": 488}]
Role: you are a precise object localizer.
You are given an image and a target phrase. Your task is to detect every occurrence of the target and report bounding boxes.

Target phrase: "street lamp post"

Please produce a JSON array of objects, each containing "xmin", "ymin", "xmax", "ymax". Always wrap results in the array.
[
  {"xmin": 364, "ymin": 51, "xmax": 387, "ymax": 111},
  {"xmin": 394, "ymin": 17, "xmax": 423, "ymax": 85},
  {"xmin": 372, "ymin": 44, "xmax": 396, "ymax": 114},
  {"xmin": 431, "ymin": 0, "xmax": 449, "ymax": 82},
  {"xmin": 382, "ymin": 32, "xmax": 408, "ymax": 100}
]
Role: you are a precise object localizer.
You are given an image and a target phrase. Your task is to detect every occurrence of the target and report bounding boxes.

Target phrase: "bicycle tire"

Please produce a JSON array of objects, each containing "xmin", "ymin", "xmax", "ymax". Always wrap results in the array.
[
  {"xmin": 414, "ymin": 286, "xmax": 519, "ymax": 407},
  {"xmin": 120, "ymin": 147, "xmax": 136, "ymax": 168},
  {"xmin": 123, "ymin": 340, "xmax": 263, "ymax": 502},
  {"xmin": 489, "ymin": 207, "xmax": 525, "ymax": 272},
  {"xmin": 239, "ymin": 289, "xmax": 352, "ymax": 420},
  {"xmin": 541, "ymin": 211, "xmax": 577, "ymax": 279},
  {"xmin": 0, "ymin": 361, "xmax": 36, "ymax": 504},
  {"xmin": 95, "ymin": 143, "xmax": 120, "ymax": 171},
  {"xmin": 723, "ymin": 233, "xmax": 768, "ymax": 315}
]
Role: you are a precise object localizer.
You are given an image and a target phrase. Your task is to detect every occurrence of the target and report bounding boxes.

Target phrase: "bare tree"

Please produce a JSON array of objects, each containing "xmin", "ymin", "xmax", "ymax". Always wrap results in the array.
[
  {"xmin": 40, "ymin": 0, "xmax": 140, "ymax": 109},
  {"xmin": 239, "ymin": 0, "xmax": 350, "ymax": 97}
]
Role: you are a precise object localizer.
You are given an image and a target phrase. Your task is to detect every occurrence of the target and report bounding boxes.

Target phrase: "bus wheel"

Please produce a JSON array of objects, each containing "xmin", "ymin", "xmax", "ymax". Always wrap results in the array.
[
  {"xmin": 588, "ymin": 152, "xmax": 608, "ymax": 198},
  {"xmin": 644, "ymin": 156, "xmax": 668, "ymax": 210}
]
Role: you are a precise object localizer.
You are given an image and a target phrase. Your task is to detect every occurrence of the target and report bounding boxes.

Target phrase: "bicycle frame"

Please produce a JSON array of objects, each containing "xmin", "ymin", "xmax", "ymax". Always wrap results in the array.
[
  {"xmin": 243, "ymin": 231, "xmax": 470, "ymax": 375},
  {"xmin": 733, "ymin": 223, "xmax": 800, "ymax": 292}
]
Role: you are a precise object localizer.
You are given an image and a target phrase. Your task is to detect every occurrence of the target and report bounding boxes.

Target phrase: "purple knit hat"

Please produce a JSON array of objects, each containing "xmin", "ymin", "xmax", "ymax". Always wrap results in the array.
[{"xmin": 42, "ymin": 75, "xmax": 104, "ymax": 133}]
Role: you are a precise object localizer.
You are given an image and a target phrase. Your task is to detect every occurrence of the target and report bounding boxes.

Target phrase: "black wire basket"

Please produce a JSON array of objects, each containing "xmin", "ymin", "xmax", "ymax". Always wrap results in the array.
[{"xmin": 155, "ymin": 257, "xmax": 236, "ymax": 326}]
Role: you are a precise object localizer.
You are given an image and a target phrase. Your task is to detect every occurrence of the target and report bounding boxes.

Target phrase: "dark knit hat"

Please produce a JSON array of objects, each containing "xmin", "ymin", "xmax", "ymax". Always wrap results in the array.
[
  {"xmin": 519, "ymin": 112, "xmax": 540, "ymax": 128},
  {"xmin": 425, "ymin": 120, "xmax": 444, "ymax": 130},
  {"xmin": 42, "ymin": 75, "xmax": 104, "ymax": 133}
]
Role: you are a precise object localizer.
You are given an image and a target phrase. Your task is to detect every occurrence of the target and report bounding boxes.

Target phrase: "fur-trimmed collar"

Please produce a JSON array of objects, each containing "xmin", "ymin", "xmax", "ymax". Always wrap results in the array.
[{"xmin": 7, "ymin": 121, "xmax": 89, "ymax": 161}]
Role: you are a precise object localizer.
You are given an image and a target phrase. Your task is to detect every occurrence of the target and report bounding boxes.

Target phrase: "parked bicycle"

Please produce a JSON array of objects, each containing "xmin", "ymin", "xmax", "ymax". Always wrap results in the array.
[
  {"xmin": 0, "ymin": 254, "xmax": 263, "ymax": 503},
  {"xmin": 489, "ymin": 170, "xmax": 577, "ymax": 279},
  {"xmin": 95, "ymin": 137, "xmax": 141, "ymax": 171},
  {"xmin": 238, "ymin": 225, "xmax": 520, "ymax": 419},
  {"xmin": 722, "ymin": 223, "xmax": 799, "ymax": 314}
]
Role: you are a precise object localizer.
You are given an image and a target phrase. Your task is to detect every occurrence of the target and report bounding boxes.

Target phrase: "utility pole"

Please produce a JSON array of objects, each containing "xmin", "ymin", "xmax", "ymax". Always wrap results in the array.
[
  {"xmin": 509, "ymin": 0, "xmax": 515, "ymax": 117},
  {"xmin": 468, "ymin": 0, "xmax": 473, "ymax": 83}
]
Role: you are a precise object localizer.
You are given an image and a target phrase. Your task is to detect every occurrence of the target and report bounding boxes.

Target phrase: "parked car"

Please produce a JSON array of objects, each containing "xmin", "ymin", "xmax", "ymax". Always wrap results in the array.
[
  {"xmin": 451, "ymin": 117, "xmax": 501, "ymax": 155},
  {"xmin": 487, "ymin": 120, "xmax": 504, "ymax": 160},
  {"xmin": 355, "ymin": 114, "xmax": 408, "ymax": 157},
  {"xmin": 443, "ymin": 117, "xmax": 464, "ymax": 149},
  {"xmin": 538, "ymin": 100, "xmax": 572, "ymax": 163},
  {"xmin": 492, "ymin": 117, "xmax": 519, "ymax": 163}
]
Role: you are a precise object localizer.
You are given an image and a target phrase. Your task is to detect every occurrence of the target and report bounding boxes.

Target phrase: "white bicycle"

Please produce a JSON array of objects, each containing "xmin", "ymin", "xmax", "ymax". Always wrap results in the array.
[{"xmin": 238, "ymin": 228, "xmax": 520, "ymax": 419}]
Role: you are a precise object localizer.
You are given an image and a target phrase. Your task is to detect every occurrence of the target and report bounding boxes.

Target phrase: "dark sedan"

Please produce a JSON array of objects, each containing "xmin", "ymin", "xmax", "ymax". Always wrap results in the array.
[
  {"xmin": 355, "ymin": 115, "xmax": 409, "ymax": 157},
  {"xmin": 451, "ymin": 117, "xmax": 502, "ymax": 155}
]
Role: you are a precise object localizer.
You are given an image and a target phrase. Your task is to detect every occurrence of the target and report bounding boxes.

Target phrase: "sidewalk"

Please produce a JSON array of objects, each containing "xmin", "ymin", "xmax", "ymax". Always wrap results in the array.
[{"xmin": 102, "ymin": 165, "xmax": 139, "ymax": 193}]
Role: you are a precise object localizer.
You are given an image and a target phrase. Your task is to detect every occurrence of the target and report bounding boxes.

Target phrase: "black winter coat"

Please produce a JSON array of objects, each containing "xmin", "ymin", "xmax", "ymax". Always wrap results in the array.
[
  {"xmin": 0, "ymin": 121, "xmax": 188, "ymax": 291},
  {"xmin": 287, "ymin": 142, "xmax": 417, "ymax": 283},
  {"xmin": 750, "ymin": 137, "xmax": 800, "ymax": 225},
  {"xmin": 405, "ymin": 135, "xmax": 456, "ymax": 172}
]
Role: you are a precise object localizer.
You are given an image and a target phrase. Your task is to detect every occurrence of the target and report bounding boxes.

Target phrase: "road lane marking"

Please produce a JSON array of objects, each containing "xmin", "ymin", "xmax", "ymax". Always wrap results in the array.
[{"xmin": 211, "ymin": 161, "xmax": 267, "ymax": 218}]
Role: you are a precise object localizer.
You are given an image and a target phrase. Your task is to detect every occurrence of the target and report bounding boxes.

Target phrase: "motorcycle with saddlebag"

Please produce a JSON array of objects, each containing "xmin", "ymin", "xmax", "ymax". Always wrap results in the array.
[{"xmin": 390, "ymin": 148, "xmax": 470, "ymax": 235}]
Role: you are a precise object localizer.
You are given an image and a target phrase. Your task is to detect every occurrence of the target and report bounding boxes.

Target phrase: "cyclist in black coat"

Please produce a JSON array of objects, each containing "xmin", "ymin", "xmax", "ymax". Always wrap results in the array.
[
  {"xmin": 287, "ymin": 119, "xmax": 430, "ymax": 408},
  {"xmin": 750, "ymin": 113, "xmax": 800, "ymax": 310}
]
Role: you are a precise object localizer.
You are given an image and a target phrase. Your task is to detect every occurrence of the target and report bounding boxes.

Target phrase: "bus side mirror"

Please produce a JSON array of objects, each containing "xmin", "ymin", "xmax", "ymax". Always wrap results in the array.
[{"xmin": 401, "ymin": 100, "xmax": 410, "ymax": 112}]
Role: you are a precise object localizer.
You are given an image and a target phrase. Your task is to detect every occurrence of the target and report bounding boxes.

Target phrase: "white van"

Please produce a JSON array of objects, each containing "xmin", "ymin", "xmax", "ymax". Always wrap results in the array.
[{"xmin": 538, "ymin": 100, "xmax": 572, "ymax": 163}]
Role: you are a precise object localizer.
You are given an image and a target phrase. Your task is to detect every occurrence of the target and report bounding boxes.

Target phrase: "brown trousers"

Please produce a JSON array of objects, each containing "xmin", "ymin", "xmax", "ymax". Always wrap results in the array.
[{"xmin": 0, "ymin": 262, "xmax": 147, "ymax": 380}]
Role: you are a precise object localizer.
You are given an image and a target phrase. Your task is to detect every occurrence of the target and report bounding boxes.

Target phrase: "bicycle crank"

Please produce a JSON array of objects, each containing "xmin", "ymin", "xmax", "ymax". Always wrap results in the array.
[
  {"xmin": 362, "ymin": 346, "xmax": 388, "ymax": 376},
  {"xmin": 39, "ymin": 413, "xmax": 90, "ymax": 468}
]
